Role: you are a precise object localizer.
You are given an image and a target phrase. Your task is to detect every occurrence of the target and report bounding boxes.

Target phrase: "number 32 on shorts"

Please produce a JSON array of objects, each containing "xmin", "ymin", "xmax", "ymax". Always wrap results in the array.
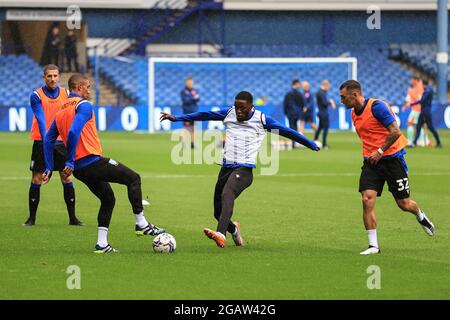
[{"xmin": 396, "ymin": 178, "xmax": 409, "ymax": 192}]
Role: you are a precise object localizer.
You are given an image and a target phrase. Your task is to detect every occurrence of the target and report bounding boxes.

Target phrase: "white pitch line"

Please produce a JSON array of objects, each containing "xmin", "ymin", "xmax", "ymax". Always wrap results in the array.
[{"xmin": 1, "ymin": 172, "xmax": 450, "ymax": 181}]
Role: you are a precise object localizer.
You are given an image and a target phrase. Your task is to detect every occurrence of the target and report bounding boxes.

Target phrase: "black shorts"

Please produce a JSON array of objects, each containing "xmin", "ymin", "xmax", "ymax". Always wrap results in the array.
[
  {"xmin": 299, "ymin": 112, "xmax": 314, "ymax": 123},
  {"xmin": 30, "ymin": 141, "xmax": 66, "ymax": 172},
  {"xmin": 359, "ymin": 156, "xmax": 410, "ymax": 199},
  {"xmin": 73, "ymin": 157, "xmax": 137, "ymax": 184}
]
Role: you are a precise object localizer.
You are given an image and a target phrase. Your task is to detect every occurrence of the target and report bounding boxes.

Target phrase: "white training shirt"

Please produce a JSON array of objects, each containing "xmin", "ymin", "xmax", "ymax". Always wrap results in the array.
[{"xmin": 223, "ymin": 107, "xmax": 266, "ymax": 167}]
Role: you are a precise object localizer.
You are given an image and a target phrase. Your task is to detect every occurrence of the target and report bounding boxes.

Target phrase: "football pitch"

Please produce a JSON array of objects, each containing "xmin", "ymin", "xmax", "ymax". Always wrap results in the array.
[{"xmin": 1, "ymin": 130, "xmax": 449, "ymax": 300}]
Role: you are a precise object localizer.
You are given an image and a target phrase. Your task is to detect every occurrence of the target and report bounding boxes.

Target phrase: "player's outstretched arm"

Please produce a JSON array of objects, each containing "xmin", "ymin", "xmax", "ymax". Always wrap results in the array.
[
  {"xmin": 160, "ymin": 109, "xmax": 229, "ymax": 123},
  {"xmin": 264, "ymin": 115, "xmax": 319, "ymax": 151},
  {"xmin": 159, "ymin": 112, "xmax": 177, "ymax": 122}
]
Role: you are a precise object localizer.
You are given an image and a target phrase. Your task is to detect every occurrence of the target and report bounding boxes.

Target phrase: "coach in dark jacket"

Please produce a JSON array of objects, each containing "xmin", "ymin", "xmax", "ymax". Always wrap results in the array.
[
  {"xmin": 180, "ymin": 76, "xmax": 200, "ymax": 149},
  {"xmin": 314, "ymin": 80, "xmax": 336, "ymax": 149},
  {"xmin": 283, "ymin": 80, "xmax": 304, "ymax": 129},
  {"xmin": 283, "ymin": 79, "xmax": 305, "ymax": 148}
]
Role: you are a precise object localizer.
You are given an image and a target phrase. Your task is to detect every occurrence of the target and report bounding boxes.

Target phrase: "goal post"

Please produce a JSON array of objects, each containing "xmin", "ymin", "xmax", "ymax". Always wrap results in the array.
[{"xmin": 148, "ymin": 57, "xmax": 358, "ymax": 133}]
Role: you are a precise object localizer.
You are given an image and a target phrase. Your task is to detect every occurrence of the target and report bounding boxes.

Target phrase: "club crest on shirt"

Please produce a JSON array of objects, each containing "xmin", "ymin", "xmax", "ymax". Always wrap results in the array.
[{"xmin": 108, "ymin": 159, "xmax": 119, "ymax": 166}]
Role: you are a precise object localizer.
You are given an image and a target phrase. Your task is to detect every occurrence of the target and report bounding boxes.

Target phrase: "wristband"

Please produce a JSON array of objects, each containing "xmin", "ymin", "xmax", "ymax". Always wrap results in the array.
[{"xmin": 377, "ymin": 148, "xmax": 384, "ymax": 156}]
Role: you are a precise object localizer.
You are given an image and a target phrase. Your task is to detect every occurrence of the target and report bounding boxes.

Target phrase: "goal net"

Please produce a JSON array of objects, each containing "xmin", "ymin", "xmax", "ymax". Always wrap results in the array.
[{"xmin": 148, "ymin": 57, "xmax": 357, "ymax": 132}]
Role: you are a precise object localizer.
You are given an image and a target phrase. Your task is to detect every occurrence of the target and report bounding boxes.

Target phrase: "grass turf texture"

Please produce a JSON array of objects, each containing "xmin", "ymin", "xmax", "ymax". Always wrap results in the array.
[{"xmin": 0, "ymin": 131, "xmax": 449, "ymax": 299}]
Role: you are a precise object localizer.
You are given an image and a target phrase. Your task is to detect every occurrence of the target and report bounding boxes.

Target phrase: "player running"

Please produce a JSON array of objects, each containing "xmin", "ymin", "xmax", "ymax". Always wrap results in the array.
[
  {"xmin": 24, "ymin": 64, "xmax": 83, "ymax": 227},
  {"xmin": 339, "ymin": 80, "xmax": 435, "ymax": 255},
  {"xmin": 160, "ymin": 91, "xmax": 320, "ymax": 248},
  {"xmin": 43, "ymin": 74, "xmax": 165, "ymax": 253},
  {"xmin": 402, "ymin": 76, "xmax": 428, "ymax": 147}
]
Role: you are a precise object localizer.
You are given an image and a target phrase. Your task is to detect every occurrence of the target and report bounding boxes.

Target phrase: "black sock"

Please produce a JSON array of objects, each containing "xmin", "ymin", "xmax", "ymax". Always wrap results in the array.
[
  {"xmin": 29, "ymin": 183, "xmax": 41, "ymax": 220},
  {"xmin": 227, "ymin": 222, "xmax": 236, "ymax": 235},
  {"xmin": 63, "ymin": 182, "xmax": 76, "ymax": 221}
]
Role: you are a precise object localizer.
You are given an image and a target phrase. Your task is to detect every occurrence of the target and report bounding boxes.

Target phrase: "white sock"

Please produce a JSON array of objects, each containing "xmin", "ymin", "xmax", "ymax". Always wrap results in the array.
[
  {"xmin": 134, "ymin": 211, "xmax": 149, "ymax": 228},
  {"xmin": 417, "ymin": 209, "xmax": 425, "ymax": 222},
  {"xmin": 367, "ymin": 229, "xmax": 379, "ymax": 248},
  {"xmin": 216, "ymin": 231, "xmax": 226, "ymax": 240},
  {"xmin": 97, "ymin": 227, "xmax": 108, "ymax": 247}
]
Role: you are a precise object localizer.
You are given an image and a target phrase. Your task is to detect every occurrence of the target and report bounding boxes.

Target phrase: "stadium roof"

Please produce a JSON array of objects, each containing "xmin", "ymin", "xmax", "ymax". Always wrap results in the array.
[{"xmin": 0, "ymin": 0, "xmax": 448, "ymax": 10}]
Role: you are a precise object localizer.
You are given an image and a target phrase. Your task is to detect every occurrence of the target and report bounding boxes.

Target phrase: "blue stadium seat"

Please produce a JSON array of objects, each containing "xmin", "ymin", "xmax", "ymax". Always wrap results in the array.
[
  {"xmin": 88, "ymin": 44, "xmax": 418, "ymax": 109},
  {"xmin": 0, "ymin": 55, "xmax": 42, "ymax": 107}
]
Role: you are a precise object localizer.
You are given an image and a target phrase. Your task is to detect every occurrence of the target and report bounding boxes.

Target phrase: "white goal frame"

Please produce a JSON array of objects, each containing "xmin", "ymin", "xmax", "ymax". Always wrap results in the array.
[{"xmin": 148, "ymin": 57, "xmax": 358, "ymax": 133}]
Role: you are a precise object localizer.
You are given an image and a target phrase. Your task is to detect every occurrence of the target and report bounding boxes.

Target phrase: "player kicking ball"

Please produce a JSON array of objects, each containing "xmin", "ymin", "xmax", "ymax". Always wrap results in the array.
[
  {"xmin": 339, "ymin": 80, "xmax": 435, "ymax": 255},
  {"xmin": 160, "ymin": 91, "xmax": 320, "ymax": 248},
  {"xmin": 43, "ymin": 74, "xmax": 165, "ymax": 253}
]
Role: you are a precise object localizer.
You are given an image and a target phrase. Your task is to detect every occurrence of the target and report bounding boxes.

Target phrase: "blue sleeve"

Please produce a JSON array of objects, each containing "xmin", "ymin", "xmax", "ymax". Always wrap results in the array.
[
  {"xmin": 410, "ymin": 88, "xmax": 432, "ymax": 106},
  {"xmin": 65, "ymin": 101, "xmax": 93, "ymax": 169},
  {"xmin": 30, "ymin": 92, "xmax": 47, "ymax": 140},
  {"xmin": 174, "ymin": 108, "xmax": 229, "ymax": 122},
  {"xmin": 264, "ymin": 115, "xmax": 317, "ymax": 150},
  {"xmin": 43, "ymin": 120, "xmax": 59, "ymax": 171},
  {"xmin": 372, "ymin": 100, "xmax": 396, "ymax": 128}
]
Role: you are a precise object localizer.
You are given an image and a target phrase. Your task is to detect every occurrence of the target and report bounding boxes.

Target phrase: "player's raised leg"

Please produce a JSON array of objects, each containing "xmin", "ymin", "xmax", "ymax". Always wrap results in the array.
[
  {"xmin": 89, "ymin": 157, "xmax": 165, "ymax": 236},
  {"xmin": 384, "ymin": 158, "xmax": 435, "ymax": 235},
  {"xmin": 395, "ymin": 198, "xmax": 435, "ymax": 236},
  {"xmin": 360, "ymin": 190, "xmax": 381, "ymax": 255}
]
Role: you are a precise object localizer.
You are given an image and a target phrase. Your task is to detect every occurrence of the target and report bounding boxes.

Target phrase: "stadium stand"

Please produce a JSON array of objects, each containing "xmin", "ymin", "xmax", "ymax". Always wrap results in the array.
[
  {"xmin": 392, "ymin": 43, "xmax": 450, "ymax": 84},
  {"xmin": 0, "ymin": 46, "xmax": 425, "ymax": 109},
  {"xmin": 90, "ymin": 44, "xmax": 412, "ymax": 108},
  {"xmin": 0, "ymin": 55, "xmax": 42, "ymax": 107}
]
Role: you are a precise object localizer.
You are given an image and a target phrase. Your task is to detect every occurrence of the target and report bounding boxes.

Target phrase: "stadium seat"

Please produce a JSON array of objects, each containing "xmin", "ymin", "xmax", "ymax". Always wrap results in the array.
[
  {"xmin": 0, "ymin": 55, "xmax": 42, "ymax": 107},
  {"xmin": 88, "ymin": 45, "xmax": 416, "ymax": 109}
]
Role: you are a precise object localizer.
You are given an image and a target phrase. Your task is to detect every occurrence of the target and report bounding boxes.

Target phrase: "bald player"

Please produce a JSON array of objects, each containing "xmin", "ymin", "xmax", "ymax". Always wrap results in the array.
[
  {"xmin": 339, "ymin": 80, "xmax": 435, "ymax": 255},
  {"xmin": 298, "ymin": 81, "xmax": 318, "ymax": 135},
  {"xmin": 43, "ymin": 74, "xmax": 165, "ymax": 253}
]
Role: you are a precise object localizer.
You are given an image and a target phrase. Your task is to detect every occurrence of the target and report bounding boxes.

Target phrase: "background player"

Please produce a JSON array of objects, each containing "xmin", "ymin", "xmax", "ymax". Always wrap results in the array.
[
  {"xmin": 339, "ymin": 80, "xmax": 435, "ymax": 255},
  {"xmin": 314, "ymin": 80, "xmax": 336, "ymax": 149},
  {"xmin": 43, "ymin": 74, "xmax": 165, "ymax": 253},
  {"xmin": 410, "ymin": 79, "xmax": 442, "ymax": 148},
  {"xmin": 180, "ymin": 76, "xmax": 200, "ymax": 149},
  {"xmin": 283, "ymin": 79, "xmax": 304, "ymax": 148},
  {"xmin": 160, "ymin": 91, "xmax": 319, "ymax": 248},
  {"xmin": 24, "ymin": 64, "xmax": 82, "ymax": 227},
  {"xmin": 402, "ymin": 75, "xmax": 428, "ymax": 147},
  {"xmin": 298, "ymin": 81, "xmax": 318, "ymax": 136}
]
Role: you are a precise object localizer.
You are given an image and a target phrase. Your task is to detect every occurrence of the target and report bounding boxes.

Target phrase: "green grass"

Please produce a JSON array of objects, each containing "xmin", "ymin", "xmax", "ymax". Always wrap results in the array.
[{"xmin": 0, "ymin": 130, "xmax": 449, "ymax": 299}]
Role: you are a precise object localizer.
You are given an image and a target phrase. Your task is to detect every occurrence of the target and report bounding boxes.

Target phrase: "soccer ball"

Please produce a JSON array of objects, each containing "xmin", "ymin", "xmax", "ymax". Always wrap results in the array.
[
  {"xmin": 152, "ymin": 233, "xmax": 176, "ymax": 253},
  {"xmin": 314, "ymin": 140, "xmax": 323, "ymax": 149}
]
